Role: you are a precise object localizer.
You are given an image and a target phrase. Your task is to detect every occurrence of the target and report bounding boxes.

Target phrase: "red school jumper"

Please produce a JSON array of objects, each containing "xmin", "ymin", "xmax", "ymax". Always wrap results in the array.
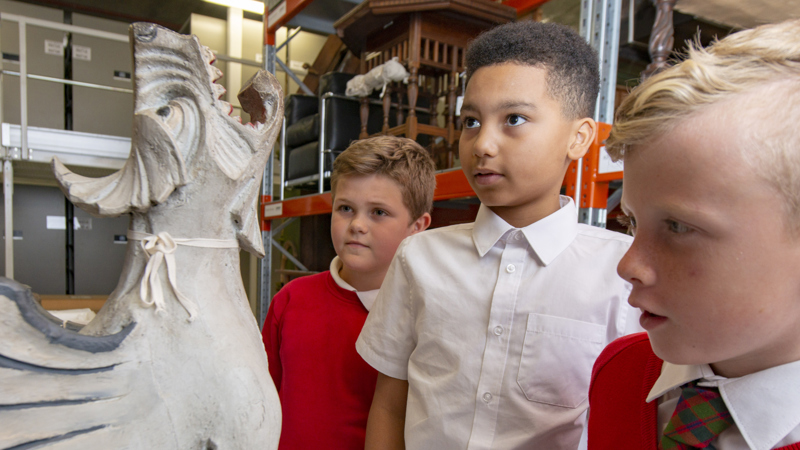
[
  {"xmin": 262, "ymin": 271, "xmax": 378, "ymax": 450},
  {"xmin": 586, "ymin": 332, "xmax": 800, "ymax": 450}
]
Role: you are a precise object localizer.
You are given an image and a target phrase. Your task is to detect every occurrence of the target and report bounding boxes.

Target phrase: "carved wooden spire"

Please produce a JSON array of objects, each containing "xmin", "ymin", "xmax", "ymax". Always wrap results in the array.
[{"xmin": 642, "ymin": 0, "xmax": 677, "ymax": 79}]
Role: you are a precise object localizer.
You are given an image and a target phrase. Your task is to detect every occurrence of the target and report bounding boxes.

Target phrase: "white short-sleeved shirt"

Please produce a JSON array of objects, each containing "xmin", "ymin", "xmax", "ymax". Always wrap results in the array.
[{"xmin": 356, "ymin": 197, "xmax": 642, "ymax": 449}]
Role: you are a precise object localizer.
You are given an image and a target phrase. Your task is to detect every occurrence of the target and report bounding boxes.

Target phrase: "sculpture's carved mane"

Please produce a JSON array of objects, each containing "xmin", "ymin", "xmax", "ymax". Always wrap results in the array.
[{"xmin": 53, "ymin": 23, "xmax": 283, "ymax": 257}]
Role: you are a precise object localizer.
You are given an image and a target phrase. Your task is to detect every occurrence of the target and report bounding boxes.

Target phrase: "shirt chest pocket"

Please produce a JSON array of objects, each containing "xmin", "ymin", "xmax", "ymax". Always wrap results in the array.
[{"xmin": 517, "ymin": 313, "xmax": 606, "ymax": 408}]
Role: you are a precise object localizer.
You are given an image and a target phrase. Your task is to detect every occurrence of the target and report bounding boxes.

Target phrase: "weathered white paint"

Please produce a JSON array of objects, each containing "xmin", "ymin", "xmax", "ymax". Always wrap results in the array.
[{"xmin": 0, "ymin": 22, "xmax": 283, "ymax": 449}]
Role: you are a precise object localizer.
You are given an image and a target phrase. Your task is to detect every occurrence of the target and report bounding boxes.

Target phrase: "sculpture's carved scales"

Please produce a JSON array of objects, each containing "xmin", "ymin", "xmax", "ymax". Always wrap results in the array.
[{"xmin": 0, "ymin": 23, "xmax": 283, "ymax": 449}]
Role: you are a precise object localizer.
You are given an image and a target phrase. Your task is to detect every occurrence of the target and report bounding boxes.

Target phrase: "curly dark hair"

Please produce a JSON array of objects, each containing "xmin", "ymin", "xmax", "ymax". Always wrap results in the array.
[{"xmin": 465, "ymin": 21, "xmax": 599, "ymax": 120}]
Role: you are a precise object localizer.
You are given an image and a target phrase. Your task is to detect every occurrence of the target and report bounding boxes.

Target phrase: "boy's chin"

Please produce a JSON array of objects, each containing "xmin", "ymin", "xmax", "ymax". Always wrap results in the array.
[{"xmin": 648, "ymin": 333, "xmax": 711, "ymax": 367}]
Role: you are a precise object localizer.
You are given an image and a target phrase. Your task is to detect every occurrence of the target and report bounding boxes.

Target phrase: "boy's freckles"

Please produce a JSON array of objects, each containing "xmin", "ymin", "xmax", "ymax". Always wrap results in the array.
[{"xmin": 619, "ymin": 100, "xmax": 800, "ymax": 378}]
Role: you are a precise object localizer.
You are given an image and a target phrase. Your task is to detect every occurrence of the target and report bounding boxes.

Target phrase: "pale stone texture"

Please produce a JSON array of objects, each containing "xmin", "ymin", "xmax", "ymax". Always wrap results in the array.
[{"xmin": 0, "ymin": 23, "xmax": 283, "ymax": 449}]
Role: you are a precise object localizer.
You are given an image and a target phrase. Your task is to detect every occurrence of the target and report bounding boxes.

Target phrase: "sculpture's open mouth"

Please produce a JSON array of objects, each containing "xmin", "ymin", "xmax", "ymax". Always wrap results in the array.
[
  {"xmin": 53, "ymin": 23, "xmax": 284, "ymax": 221},
  {"xmin": 200, "ymin": 46, "xmax": 280, "ymax": 136}
]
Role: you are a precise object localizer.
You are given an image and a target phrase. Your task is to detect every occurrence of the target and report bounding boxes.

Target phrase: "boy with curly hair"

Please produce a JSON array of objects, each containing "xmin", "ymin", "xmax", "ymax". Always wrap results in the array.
[
  {"xmin": 583, "ymin": 19, "xmax": 800, "ymax": 449},
  {"xmin": 358, "ymin": 21, "xmax": 641, "ymax": 449}
]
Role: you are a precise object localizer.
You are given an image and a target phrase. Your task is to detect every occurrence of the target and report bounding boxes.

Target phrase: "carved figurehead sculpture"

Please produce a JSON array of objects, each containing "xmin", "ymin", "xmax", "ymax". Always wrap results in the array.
[{"xmin": 0, "ymin": 23, "xmax": 283, "ymax": 449}]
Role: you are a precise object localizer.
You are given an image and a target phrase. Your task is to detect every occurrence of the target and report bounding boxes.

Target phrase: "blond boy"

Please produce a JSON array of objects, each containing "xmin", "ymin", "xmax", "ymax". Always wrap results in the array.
[
  {"xmin": 262, "ymin": 136, "xmax": 434, "ymax": 449},
  {"xmin": 583, "ymin": 19, "xmax": 800, "ymax": 450},
  {"xmin": 358, "ymin": 21, "xmax": 642, "ymax": 449}
]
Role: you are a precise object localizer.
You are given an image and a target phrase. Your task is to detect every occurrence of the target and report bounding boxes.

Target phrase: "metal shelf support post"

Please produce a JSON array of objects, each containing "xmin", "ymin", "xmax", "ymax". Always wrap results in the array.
[
  {"xmin": 258, "ymin": 40, "xmax": 277, "ymax": 330},
  {"xmin": 0, "ymin": 18, "xmax": 10, "ymax": 280},
  {"xmin": 575, "ymin": 0, "xmax": 622, "ymax": 228}
]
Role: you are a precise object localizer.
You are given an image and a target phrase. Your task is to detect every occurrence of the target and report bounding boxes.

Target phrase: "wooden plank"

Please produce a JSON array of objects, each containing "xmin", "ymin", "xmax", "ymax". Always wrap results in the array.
[
  {"xmin": 417, "ymin": 123, "xmax": 449, "ymax": 137},
  {"xmin": 39, "ymin": 295, "xmax": 107, "ymax": 313},
  {"xmin": 299, "ymin": 34, "xmax": 348, "ymax": 94}
]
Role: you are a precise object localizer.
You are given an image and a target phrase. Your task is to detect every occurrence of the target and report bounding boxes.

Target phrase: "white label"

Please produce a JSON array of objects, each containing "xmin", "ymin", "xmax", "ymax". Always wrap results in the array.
[
  {"xmin": 268, "ymin": 1, "xmax": 286, "ymax": 28},
  {"xmin": 46, "ymin": 215, "xmax": 88, "ymax": 230},
  {"xmin": 263, "ymin": 203, "xmax": 283, "ymax": 218},
  {"xmin": 44, "ymin": 39, "xmax": 64, "ymax": 56},
  {"xmin": 113, "ymin": 70, "xmax": 131, "ymax": 82},
  {"xmin": 598, "ymin": 146, "xmax": 624, "ymax": 174},
  {"xmin": 76, "ymin": 217, "xmax": 92, "ymax": 230},
  {"xmin": 255, "ymin": 53, "xmax": 263, "ymax": 63},
  {"xmin": 455, "ymin": 96, "xmax": 463, "ymax": 117},
  {"xmin": 73, "ymin": 45, "xmax": 91, "ymax": 61}
]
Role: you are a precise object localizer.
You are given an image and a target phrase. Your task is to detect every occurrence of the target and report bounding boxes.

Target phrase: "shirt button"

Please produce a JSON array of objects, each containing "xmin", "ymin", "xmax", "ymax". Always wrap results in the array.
[
  {"xmin": 482, "ymin": 392, "xmax": 493, "ymax": 403},
  {"xmin": 493, "ymin": 326, "xmax": 503, "ymax": 336},
  {"xmin": 515, "ymin": 232, "xmax": 523, "ymax": 241},
  {"xmin": 506, "ymin": 264, "xmax": 516, "ymax": 273}
]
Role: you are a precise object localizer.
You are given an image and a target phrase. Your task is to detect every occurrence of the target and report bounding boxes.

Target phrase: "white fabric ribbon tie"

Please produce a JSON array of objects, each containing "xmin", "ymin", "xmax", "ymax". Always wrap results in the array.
[{"xmin": 127, "ymin": 230, "xmax": 239, "ymax": 321}]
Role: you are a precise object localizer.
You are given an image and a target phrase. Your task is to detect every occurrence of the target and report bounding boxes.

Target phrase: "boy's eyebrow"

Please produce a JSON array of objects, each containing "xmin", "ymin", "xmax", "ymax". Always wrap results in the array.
[
  {"xmin": 333, "ymin": 196, "xmax": 396, "ymax": 210},
  {"xmin": 497, "ymin": 100, "xmax": 538, "ymax": 111},
  {"xmin": 460, "ymin": 100, "xmax": 538, "ymax": 114}
]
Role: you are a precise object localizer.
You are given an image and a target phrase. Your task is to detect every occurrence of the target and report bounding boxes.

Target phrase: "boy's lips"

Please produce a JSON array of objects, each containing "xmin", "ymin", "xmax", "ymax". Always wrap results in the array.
[
  {"xmin": 473, "ymin": 169, "xmax": 503, "ymax": 186},
  {"xmin": 345, "ymin": 241, "xmax": 368, "ymax": 248},
  {"xmin": 639, "ymin": 309, "xmax": 667, "ymax": 330}
]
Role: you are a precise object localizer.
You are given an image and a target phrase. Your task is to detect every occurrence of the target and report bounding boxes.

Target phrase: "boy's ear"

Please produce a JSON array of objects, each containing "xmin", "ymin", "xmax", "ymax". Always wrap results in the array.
[
  {"xmin": 566, "ymin": 118, "xmax": 597, "ymax": 161},
  {"xmin": 411, "ymin": 212, "xmax": 432, "ymax": 234}
]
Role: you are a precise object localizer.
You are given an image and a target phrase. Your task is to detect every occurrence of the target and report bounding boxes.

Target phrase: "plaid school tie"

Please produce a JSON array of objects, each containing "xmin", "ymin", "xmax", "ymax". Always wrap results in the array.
[{"xmin": 659, "ymin": 382, "xmax": 734, "ymax": 449}]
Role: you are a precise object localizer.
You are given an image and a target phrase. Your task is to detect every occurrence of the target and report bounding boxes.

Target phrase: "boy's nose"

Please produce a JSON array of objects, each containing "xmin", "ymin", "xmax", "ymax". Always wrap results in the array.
[
  {"xmin": 349, "ymin": 215, "xmax": 368, "ymax": 233},
  {"xmin": 617, "ymin": 238, "xmax": 656, "ymax": 287},
  {"xmin": 471, "ymin": 128, "xmax": 500, "ymax": 158}
]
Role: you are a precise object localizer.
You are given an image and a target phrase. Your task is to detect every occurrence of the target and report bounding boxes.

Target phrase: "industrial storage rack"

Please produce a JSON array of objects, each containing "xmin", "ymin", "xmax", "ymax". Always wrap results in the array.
[
  {"xmin": 0, "ymin": 0, "xmax": 670, "ymax": 329},
  {"xmin": 256, "ymin": 0, "xmax": 629, "ymax": 329}
]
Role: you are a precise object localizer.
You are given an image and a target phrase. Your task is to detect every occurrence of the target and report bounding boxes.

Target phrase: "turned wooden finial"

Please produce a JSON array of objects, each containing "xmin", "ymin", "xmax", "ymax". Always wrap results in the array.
[{"xmin": 642, "ymin": 0, "xmax": 677, "ymax": 80}]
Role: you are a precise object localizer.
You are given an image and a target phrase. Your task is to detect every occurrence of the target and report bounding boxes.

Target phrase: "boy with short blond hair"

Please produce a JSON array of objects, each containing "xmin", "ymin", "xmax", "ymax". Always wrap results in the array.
[
  {"xmin": 262, "ymin": 135, "xmax": 435, "ymax": 450},
  {"xmin": 358, "ymin": 21, "xmax": 642, "ymax": 449},
  {"xmin": 583, "ymin": 19, "xmax": 800, "ymax": 450}
]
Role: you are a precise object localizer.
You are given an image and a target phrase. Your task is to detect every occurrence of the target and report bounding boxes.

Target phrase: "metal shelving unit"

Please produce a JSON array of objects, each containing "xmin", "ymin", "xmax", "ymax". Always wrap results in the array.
[
  {"xmin": 0, "ymin": 13, "xmax": 133, "ymax": 281},
  {"xmin": 255, "ymin": 0, "xmax": 627, "ymax": 329}
]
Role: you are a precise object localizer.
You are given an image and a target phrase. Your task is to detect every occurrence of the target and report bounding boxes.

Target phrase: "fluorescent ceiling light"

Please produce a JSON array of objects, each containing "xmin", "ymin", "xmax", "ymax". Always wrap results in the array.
[{"xmin": 204, "ymin": 0, "xmax": 265, "ymax": 15}]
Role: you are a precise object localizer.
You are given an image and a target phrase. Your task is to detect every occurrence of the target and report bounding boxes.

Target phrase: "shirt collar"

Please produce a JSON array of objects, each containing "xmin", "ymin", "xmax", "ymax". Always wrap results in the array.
[
  {"xmin": 648, "ymin": 360, "xmax": 800, "ymax": 450},
  {"xmin": 646, "ymin": 362, "xmax": 716, "ymax": 402},
  {"xmin": 329, "ymin": 256, "xmax": 378, "ymax": 311},
  {"xmin": 472, "ymin": 196, "xmax": 578, "ymax": 265}
]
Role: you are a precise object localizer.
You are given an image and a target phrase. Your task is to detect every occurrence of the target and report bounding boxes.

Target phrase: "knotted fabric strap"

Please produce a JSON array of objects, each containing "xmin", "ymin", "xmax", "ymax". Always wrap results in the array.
[
  {"xmin": 127, "ymin": 230, "xmax": 239, "ymax": 321},
  {"xmin": 659, "ymin": 382, "xmax": 734, "ymax": 449}
]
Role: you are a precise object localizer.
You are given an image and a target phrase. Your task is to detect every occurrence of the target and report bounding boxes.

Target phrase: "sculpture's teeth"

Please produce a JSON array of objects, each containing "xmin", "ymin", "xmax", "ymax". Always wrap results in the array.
[
  {"xmin": 233, "ymin": 115, "xmax": 242, "ymax": 123},
  {"xmin": 202, "ymin": 45, "xmax": 216, "ymax": 65},
  {"xmin": 208, "ymin": 65, "xmax": 223, "ymax": 83},
  {"xmin": 212, "ymin": 83, "xmax": 226, "ymax": 99},
  {"xmin": 218, "ymin": 100, "xmax": 233, "ymax": 116}
]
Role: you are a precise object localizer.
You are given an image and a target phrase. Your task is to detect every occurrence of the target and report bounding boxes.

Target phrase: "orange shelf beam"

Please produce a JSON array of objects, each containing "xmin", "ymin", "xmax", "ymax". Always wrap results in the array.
[
  {"xmin": 263, "ymin": 122, "xmax": 623, "ymax": 221},
  {"xmin": 502, "ymin": 0, "xmax": 552, "ymax": 15},
  {"xmin": 264, "ymin": 0, "xmax": 316, "ymax": 45},
  {"xmin": 263, "ymin": 169, "xmax": 477, "ymax": 220},
  {"xmin": 432, "ymin": 169, "xmax": 476, "ymax": 201}
]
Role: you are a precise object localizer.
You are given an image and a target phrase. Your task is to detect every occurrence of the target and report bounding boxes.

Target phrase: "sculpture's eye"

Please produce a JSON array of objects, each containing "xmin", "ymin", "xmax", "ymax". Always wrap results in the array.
[{"xmin": 158, "ymin": 99, "xmax": 200, "ymax": 164}]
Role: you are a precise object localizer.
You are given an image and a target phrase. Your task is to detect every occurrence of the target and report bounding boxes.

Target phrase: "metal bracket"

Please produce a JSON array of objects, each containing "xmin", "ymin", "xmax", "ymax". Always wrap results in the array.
[
  {"xmin": 579, "ymin": 207, "xmax": 608, "ymax": 228},
  {"xmin": 0, "ymin": 146, "xmax": 35, "ymax": 161}
]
